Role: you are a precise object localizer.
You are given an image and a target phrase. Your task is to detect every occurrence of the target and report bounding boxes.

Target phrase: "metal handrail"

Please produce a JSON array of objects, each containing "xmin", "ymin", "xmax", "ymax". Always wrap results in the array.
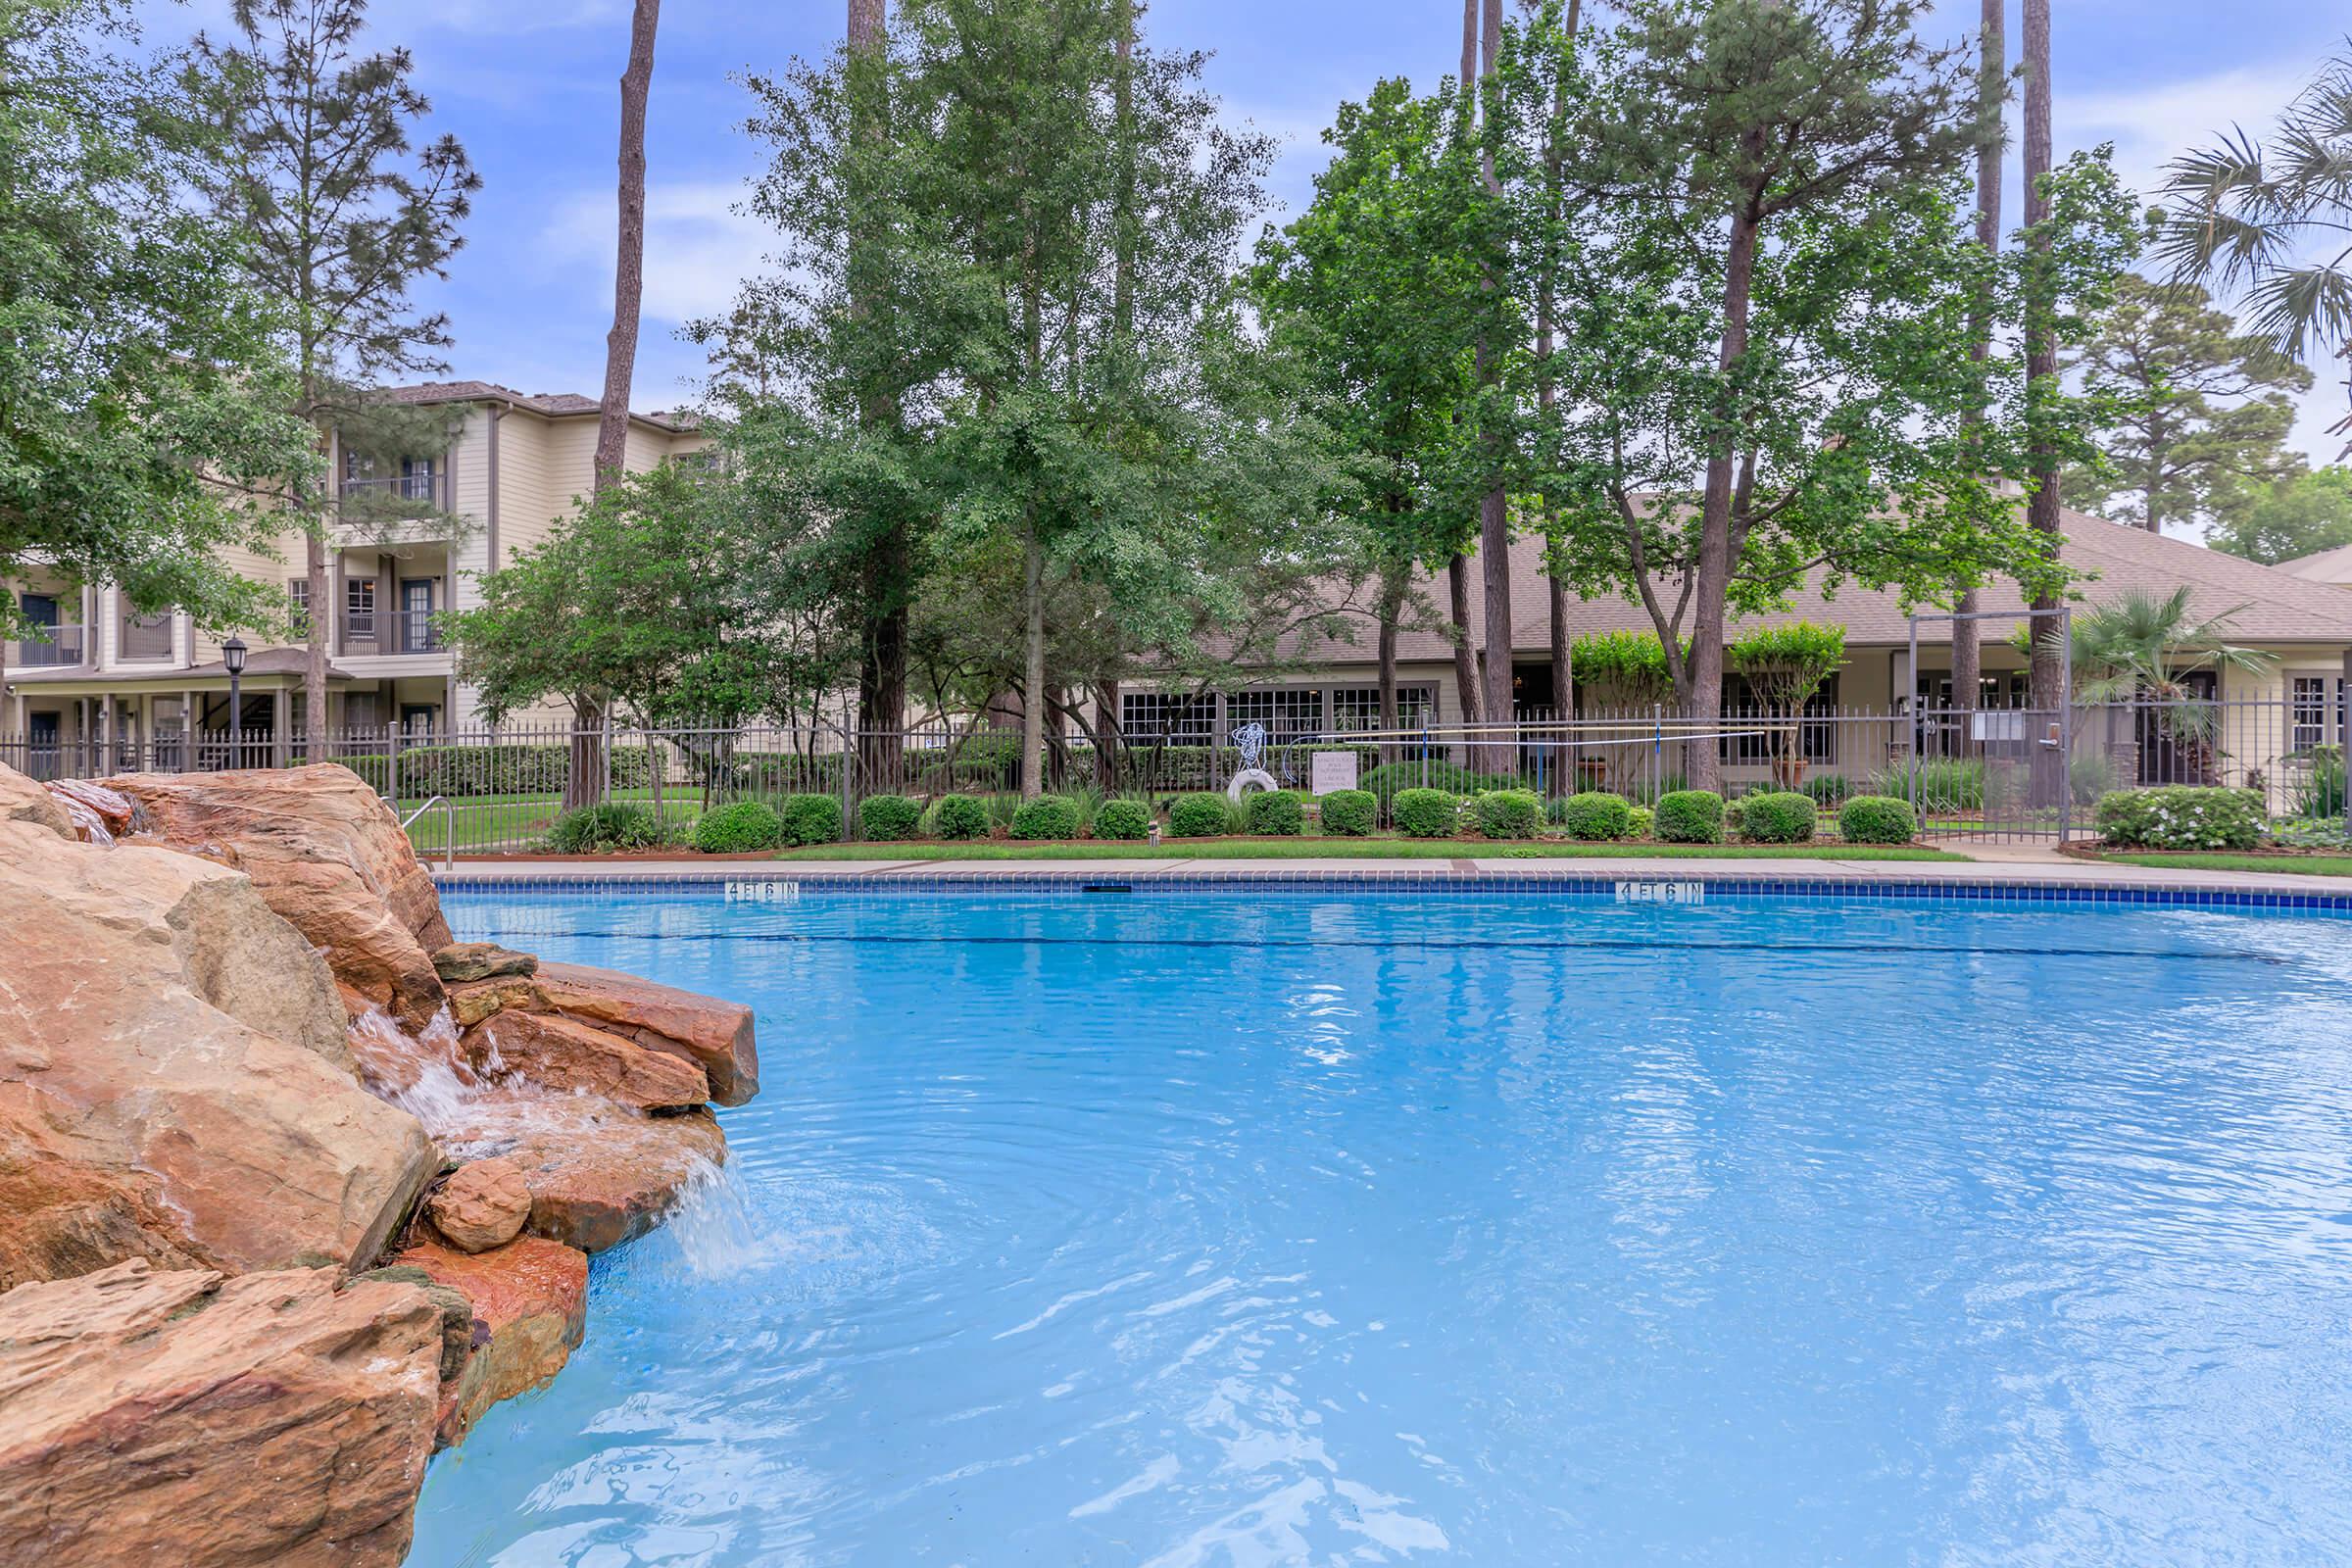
[{"xmin": 397, "ymin": 794, "xmax": 454, "ymax": 871}]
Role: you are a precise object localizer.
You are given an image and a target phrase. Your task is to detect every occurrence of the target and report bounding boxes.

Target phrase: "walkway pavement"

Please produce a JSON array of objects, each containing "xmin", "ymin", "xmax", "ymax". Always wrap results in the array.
[{"xmin": 433, "ymin": 850, "xmax": 2352, "ymax": 898}]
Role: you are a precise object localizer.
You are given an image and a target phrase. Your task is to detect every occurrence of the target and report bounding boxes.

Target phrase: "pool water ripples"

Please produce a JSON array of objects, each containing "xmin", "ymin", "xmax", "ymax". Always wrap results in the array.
[{"xmin": 410, "ymin": 891, "xmax": 2352, "ymax": 1566}]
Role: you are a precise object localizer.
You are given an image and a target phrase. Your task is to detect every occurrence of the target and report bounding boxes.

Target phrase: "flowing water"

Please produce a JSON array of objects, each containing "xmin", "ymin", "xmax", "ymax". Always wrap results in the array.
[{"xmin": 406, "ymin": 887, "xmax": 2352, "ymax": 1566}]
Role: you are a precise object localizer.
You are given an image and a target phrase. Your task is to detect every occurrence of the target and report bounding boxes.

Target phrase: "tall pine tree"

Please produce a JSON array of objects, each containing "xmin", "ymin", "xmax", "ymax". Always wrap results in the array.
[{"xmin": 186, "ymin": 0, "xmax": 477, "ymax": 748}]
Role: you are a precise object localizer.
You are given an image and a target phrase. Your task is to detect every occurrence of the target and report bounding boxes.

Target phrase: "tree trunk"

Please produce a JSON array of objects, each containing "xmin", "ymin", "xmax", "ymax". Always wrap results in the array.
[
  {"xmin": 2023, "ymin": 0, "xmax": 2064, "ymax": 719},
  {"xmin": 1952, "ymin": 0, "xmax": 2002, "ymax": 719},
  {"xmin": 1093, "ymin": 677, "xmax": 1121, "ymax": 790},
  {"xmin": 564, "ymin": 695, "xmax": 608, "ymax": 809},
  {"xmin": 847, "ymin": 0, "xmax": 905, "ymax": 780},
  {"xmin": 593, "ymin": 0, "xmax": 661, "ymax": 494},
  {"xmin": 1020, "ymin": 521, "xmax": 1047, "ymax": 800},
  {"xmin": 1687, "ymin": 198, "xmax": 1763, "ymax": 795},
  {"xmin": 1378, "ymin": 567, "xmax": 1406, "ymax": 767},
  {"xmin": 1447, "ymin": 553, "xmax": 1483, "ymax": 749},
  {"xmin": 304, "ymin": 530, "xmax": 328, "ymax": 756},
  {"xmin": 1472, "ymin": 0, "xmax": 1514, "ymax": 772}
]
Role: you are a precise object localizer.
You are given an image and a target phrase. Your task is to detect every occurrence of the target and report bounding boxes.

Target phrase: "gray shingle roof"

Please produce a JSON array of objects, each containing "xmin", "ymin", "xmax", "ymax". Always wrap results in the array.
[{"xmin": 377, "ymin": 380, "xmax": 698, "ymax": 432}]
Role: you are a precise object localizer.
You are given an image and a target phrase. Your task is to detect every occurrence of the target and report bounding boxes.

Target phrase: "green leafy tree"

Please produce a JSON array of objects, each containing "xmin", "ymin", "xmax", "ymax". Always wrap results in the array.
[
  {"xmin": 1728, "ymin": 619, "xmax": 1845, "ymax": 773},
  {"xmin": 1537, "ymin": 0, "xmax": 2137, "ymax": 791},
  {"xmin": 2067, "ymin": 586, "xmax": 2278, "ymax": 752},
  {"xmin": 2155, "ymin": 44, "xmax": 2352, "ymax": 372},
  {"xmin": 185, "ymin": 0, "xmax": 479, "ymax": 746},
  {"xmin": 1250, "ymin": 74, "xmax": 1484, "ymax": 755},
  {"xmin": 2207, "ymin": 466, "xmax": 2352, "ymax": 564},
  {"xmin": 2064, "ymin": 273, "xmax": 2311, "ymax": 535},
  {"xmin": 0, "ymin": 0, "xmax": 318, "ymax": 656},
  {"xmin": 443, "ymin": 463, "xmax": 781, "ymax": 808}
]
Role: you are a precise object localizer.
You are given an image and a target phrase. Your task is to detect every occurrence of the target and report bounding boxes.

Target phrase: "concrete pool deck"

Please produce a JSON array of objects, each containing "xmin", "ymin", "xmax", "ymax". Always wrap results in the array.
[{"xmin": 431, "ymin": 847, "xmax": 2352, "ymax": 899}]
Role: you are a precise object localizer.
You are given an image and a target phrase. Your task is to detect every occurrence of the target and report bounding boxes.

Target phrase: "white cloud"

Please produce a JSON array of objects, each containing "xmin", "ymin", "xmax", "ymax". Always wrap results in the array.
[
  {"xmin": 539, "ymin": 179, "xmax": 773, "ymax": 326},
  {"xmin": 2059, "ymin": 62, "xmax": 2321, "ymax": 204}
]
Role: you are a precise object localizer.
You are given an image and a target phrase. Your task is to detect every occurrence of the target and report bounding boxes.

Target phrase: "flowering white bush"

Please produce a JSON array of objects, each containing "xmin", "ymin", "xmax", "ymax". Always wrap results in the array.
[{"xmin": 2092, "ymin": 787, "xmax": 2266, "ymax": 850}]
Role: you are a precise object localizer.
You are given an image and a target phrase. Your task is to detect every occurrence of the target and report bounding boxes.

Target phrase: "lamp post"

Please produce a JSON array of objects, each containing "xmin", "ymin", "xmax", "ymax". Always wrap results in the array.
[{"xmin": 222, "ymin": 636, "xmax": 247, "ymax": 769}]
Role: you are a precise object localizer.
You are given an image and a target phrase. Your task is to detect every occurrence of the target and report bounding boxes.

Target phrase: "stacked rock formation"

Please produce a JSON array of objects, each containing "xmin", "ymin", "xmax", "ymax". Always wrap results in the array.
[{"xmin": 0, "ymin": 761, "xmax": 760, "ymax": 1565}]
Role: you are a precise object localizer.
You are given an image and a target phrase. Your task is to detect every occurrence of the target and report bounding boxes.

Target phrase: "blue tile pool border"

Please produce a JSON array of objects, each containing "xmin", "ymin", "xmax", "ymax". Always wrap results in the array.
[{"xmin": 432, "ymin": 867, "xmax": 2352, "ymax": 915}]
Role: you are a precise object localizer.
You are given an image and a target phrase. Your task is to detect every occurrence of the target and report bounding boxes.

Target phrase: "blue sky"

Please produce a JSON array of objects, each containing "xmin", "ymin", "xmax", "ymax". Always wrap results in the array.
[{"xmin": 146, "ymin": 0, "xmax": 2348, "ymax": 460}]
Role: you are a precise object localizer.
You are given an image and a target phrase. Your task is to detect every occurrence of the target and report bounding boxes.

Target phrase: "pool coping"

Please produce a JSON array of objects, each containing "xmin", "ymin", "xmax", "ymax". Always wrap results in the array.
[{"xmin": 431, "ymin": 856, "xmax": 2352, "ymax": 910}]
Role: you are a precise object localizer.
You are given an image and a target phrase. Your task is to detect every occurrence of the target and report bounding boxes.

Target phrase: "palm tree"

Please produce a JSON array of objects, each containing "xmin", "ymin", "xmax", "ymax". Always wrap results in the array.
[
  {"xmin": 2155, "ymin": 42, "xmax": 2352, "ymax": 446},
  {"xmin": 2068, "ymin": 587, "xmax": 2278, "ymax": 760}
]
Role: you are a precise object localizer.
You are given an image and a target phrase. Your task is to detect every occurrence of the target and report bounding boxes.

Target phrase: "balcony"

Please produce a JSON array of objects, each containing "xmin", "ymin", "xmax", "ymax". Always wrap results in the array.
[
  {"xmin": 340, "ymin": 473, "xmax": 439, "ymax": 502},
  {"xmin": 11, "ymin": 623, "xmax": 84, "ymax": 668},
  {"xmin": 119, "ymin": 612, "xmax": 173, "ymax": 662},
  {"xmin": 341, "ymin": 608, "xmax": 443, "ymax": 657}
]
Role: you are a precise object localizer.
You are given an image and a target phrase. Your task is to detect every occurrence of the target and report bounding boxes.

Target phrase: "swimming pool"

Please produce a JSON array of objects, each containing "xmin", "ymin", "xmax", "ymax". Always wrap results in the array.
[{"xmin": 408, "ymin": 885, "xmax": 2352, "ymax": 1566}]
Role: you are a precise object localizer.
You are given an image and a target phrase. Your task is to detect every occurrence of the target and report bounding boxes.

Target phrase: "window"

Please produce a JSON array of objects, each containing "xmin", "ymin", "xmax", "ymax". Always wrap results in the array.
[
  {"xmin": 2292, "ymin": 676, "xmax": 2342, "ymax": 752},
  {"xmin": 1228, "ymin": 688, "xmax": 1326, "ymax": 744},
  {"xmin": 1121, "ymin": 691, "xmax": 1214, "ymax": 747},
  {"xmin": 1917, "ymin": 671, "xmax": 2031, "ymax": 710},
  {"xmin": 346, "ymin": 578, "xmax": 376, "ymax": 614},
  {"xmin": 1330, "ymin": 685, "xmax": 1434, "ymax": 734},
  {"xmin": 1721, "ymin": 674, "xmax": 1838, "ymax": 763},
  {"xmin": 287, "ymin": 579, "xmax": 311, "ymax": 634}
]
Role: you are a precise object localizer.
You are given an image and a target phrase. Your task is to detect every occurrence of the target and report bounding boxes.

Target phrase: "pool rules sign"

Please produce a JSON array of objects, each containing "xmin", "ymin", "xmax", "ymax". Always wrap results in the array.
[{"xmin": 1310, "ymin": 751, "xmax": 1358, "ymax": 796}]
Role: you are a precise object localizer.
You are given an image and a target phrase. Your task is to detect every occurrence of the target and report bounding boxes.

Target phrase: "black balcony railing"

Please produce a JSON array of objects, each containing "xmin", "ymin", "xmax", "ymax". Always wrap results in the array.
[
  {"xmin": 341, "ymin": 607, "xmax": 441, "ymax": 655},
  {"xmin": 11, "ymin": 624, "xmax": 84, "ymax": 668},
  {"xmin": 340, "ymin": 472, "xmax": 438, "ymax": 502}
]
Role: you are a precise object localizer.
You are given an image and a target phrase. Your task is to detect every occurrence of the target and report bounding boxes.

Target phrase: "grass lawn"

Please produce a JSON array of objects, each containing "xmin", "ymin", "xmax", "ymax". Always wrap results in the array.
[
  {"xmin": 403, "ymin": 788, "xmax": 698, "ymax": 854},
  {"xmin": 2091, "ymin": 852, "xmax": 2352, "ymax": 877},
  {"xmin": 775, "ymin": 837, "xmax": 1965, "ymax": 862}
]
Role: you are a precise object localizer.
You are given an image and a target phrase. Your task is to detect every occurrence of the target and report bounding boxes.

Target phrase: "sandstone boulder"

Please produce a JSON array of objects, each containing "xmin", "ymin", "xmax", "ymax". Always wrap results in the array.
[
  {"xmin": 0, "ymin": 809, "xmax": 433, "ymax": 1289},
  {"xmin": 434, "ymin": 940, "xmax": 538, "ymax": 983},
  {"xmin": 506, "ymin": 1103, "xmax": 728, "ymax": 1252},
  {"xmin": 393, "ymin": 1236, "xmax": 588, "ymax": 1447},
  {"xmin": 425, "ymin": 1156, "xmax": 532, "ymax": 1253},
  {"xmin": 0, "ymin": 1258, "xmax": 441, "ymax": 1568},
  {"xmin": 447, "ymin": 973, "xmax": 536, "ymax": 1028},
  {"xmin": 106, "ymin": 765, "xmax": 453, "ymax": 1029},
  {"xmin": 1, "ymin": 766, "xmax": 73, "ymax": 838},
  {"xmin": 466, "ymin": 1008, "xmax": 711, "ymax": 1110},
  {"xmin": 535, "ymin": 959, "xmax": 760, "ymax": 1105}
]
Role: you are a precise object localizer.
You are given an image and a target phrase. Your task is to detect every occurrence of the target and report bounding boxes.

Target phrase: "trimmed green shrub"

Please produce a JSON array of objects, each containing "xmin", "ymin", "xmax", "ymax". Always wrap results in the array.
[
  {"xmin": 1168, "ymin": 793, "xmax": 1231, "ymax": 838},
  {"xmin": 1093, "ymin": 799, "xmax": 1152, "ymax": 840},
  {"xmin": 858, "ymin": 794, "xmax": 922, "ymax": 842},
  {"xmin": 2093, "ymin": 786, "xmax": 2265, "ymax": 850},
  {"xmin": 1360, "ymin": 760, "xmax": 1523, "ymax": 799},
  {"xmin": 1838, "ymin": 794, "xmax": 1917, "ymax": 845},
  {"xmin": 1245, "ymin": 789, "xmax": 1305, "ymax": 836},
  {"xmin": 1473, "ymin": 789, "xmax": 1542, "ymax": 839},
  {"xmin": 1318, "ymin": 789, "xmax": 1377, "ymax": 837},
  {"xmin": 693, "ymin": 800, "xmax": 784, "ymax": 854},
  {"xmin": 1010, "ymin": 795, "xmax": 1082, "ymax": 840},
  {"xmin": 546, "ymin": 802, "xmax": 663, "ymax": 854},
  {"xmin": 1393, "ymin": 787, "xmax": 1461, "ymax": 838},
  {"xmin": 1557, "ymin": 790, "xmax": 1633, "ymax": 841},
  {"xmin": 1737, "ymin": 790, "xmax": 1817, "ymax": 844},
  {"xmin": 1627, "ymin": 805, "xmax": 1654, "ymax": 839},
  {"xmin": 1654, "ymin": 789, "xmax": 1726, "ymax": 844},
  {"xmin": 928, "ymin": 794, "xmax": 991, "ymax": 841},
  {"xmin": 779, "ymin": 793, "xmax": 844, "ymax": 847}
]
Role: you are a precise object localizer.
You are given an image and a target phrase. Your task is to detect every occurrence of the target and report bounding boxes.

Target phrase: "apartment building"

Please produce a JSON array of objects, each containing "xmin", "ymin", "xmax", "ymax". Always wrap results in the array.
[{"xmin": 4, "ymin": 381, "xmax": 707, "ymax": 762}]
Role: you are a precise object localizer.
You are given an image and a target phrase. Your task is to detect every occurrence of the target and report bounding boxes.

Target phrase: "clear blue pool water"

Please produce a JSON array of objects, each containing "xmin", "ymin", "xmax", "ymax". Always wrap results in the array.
[{"xmin": 407, "ymin": 888, "xmax": 2352, "ymax": 1567}]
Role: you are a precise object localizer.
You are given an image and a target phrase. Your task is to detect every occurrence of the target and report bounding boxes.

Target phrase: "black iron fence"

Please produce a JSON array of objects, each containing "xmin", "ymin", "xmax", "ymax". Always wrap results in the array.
[{"xmin": 3, "ymin": 697, "xmax": 2343, "ymax": 854}]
